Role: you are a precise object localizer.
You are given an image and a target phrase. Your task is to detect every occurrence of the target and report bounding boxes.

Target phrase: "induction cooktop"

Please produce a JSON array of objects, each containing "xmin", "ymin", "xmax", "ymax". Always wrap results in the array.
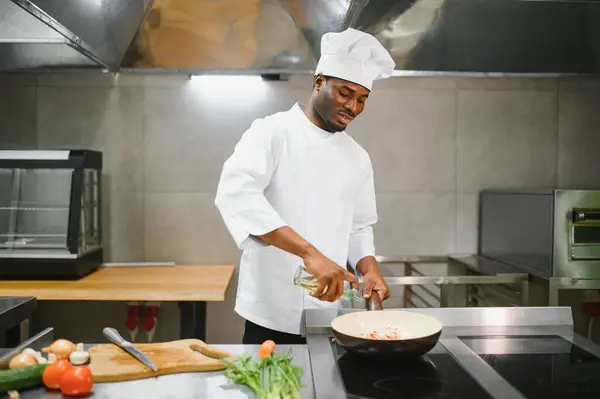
[
  {"xmin": 459, "ymin": 335, "xmax": 600, "ymax": 399},
  {"xmin": 329, "ymin": 338, "xmax": 493, "ymax": 399}
]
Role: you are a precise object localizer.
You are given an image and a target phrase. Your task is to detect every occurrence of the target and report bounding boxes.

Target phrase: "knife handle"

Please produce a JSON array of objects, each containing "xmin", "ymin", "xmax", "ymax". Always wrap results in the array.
[{"xmin": 103, "ymin": 327, "xmax": 128, "ymax": 346}]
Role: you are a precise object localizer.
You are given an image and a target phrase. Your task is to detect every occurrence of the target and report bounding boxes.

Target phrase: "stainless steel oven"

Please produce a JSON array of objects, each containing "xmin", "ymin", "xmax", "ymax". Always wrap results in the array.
[{"xmin": 479, "ymin": 189, "xmax": 600, "ymax": 279}]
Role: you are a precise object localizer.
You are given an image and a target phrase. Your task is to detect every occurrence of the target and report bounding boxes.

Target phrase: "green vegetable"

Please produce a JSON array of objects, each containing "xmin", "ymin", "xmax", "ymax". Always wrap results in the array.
[
  {"xmin": 0, "ymin": 364, "xmax": 48, "ymax": 393},
  {"xmin": 222, "ymin": 349, "xmax": 304, "ymax": 399}
]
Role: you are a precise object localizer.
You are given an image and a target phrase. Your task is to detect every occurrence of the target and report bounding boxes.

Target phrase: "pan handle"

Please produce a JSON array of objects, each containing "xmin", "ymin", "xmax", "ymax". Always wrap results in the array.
[{"xmin": 366, "ymin": 293, "xmax": 383, "ymax": 311}]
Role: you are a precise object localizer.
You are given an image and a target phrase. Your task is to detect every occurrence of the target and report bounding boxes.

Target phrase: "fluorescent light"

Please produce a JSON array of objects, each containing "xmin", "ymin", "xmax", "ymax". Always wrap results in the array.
[
  {"xmin": 189, "ymin": 74, "xmax": 267, "ymax": 98},
  {"xmin": 392, "ymin": 70, "xmax": 429, "ymax": 76},
  {"xmin": 0, "ymin": 150, "xmax": 70, "ymax": 160},
  {"xmin": 190, "ymin": 75, "xmax": 263, "ymax": 83}
]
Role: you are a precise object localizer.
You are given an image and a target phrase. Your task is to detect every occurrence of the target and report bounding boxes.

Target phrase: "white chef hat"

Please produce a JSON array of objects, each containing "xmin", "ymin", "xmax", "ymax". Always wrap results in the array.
[{"xmin": 314, "ymin": 28, "xmax": 396, "ymax": 91}]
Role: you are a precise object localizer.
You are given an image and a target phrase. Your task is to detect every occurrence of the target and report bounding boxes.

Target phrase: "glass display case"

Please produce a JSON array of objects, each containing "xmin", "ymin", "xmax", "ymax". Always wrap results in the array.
[{"xmin": 0, "ymin": 150, "xmax": 103, "ymax": 279}]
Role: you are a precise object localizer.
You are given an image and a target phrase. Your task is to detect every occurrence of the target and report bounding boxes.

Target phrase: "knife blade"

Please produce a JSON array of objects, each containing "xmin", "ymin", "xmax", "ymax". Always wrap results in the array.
[
  {"xmin": 0, "ymin": 328, "xmax": 55, "ymax": 369},
  {"xmin": 102, "ymin": 327, "xmax": 157, "ymax": 372}
]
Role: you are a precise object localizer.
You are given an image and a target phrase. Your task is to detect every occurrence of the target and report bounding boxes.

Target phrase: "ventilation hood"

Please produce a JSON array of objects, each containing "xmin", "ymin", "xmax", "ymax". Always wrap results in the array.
[
  {"xmin": 0, "ymin": 0, "xmax": 147, "ymax": 71},
  {"xmin": 2, "ymin": 0, "xmax": 600, "ymax": 75}
]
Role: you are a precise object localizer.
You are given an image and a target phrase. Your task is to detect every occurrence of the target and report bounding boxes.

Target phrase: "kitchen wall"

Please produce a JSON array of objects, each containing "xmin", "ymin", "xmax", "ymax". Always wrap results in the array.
[{"xmin": 1, "ymin": 73, "xmax": 600, "ymax": 344}]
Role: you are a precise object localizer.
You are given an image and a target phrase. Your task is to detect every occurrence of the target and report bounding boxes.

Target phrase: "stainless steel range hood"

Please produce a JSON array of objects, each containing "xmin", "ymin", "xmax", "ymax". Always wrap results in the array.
[
  {"xmin": 121, "ymin": 0, "xmax": 600, "ymax": 75},
  {"xmin": 2, "ymin": 0, "xmax": 600, "ymax": 76},
  {"xmin": 0, "ymin": 0, "xmax": 147, "ymax": 72}
]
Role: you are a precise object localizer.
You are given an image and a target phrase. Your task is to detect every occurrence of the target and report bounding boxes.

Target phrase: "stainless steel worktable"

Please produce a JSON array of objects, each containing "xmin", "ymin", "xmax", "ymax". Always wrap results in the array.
[
  {"xmin": 0, "ymin": 297, "xmax": 36, "ymax": 330},
  {"xmin": 6, "ymin": 306, "xmax": 600, "ymax": 399},
  {"xmin": 0, "ymin": 297, "xmax": 36, "ymax": 348},
  {"xmin": 11, "ymin": 344, "xmax": 313, "ymax": 399}
]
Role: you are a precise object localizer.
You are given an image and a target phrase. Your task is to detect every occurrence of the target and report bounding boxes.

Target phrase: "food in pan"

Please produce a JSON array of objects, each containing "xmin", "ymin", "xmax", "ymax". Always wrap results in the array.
[{"xmin": 361, "ymin": 326, "xmax": 402, "ymax": 340}]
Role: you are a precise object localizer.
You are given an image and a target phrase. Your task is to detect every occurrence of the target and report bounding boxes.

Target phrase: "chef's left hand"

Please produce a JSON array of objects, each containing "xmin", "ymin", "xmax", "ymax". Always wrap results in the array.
[{"xmin": 362, "ymin": 270, "xmax": 390, "ymax": 303}]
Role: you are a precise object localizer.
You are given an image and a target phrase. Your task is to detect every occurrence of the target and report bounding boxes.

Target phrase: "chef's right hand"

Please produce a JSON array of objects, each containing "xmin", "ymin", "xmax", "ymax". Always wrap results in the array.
[{"xmin": 303, "ymin": 252, "xmax": 359, "ymax": 302}]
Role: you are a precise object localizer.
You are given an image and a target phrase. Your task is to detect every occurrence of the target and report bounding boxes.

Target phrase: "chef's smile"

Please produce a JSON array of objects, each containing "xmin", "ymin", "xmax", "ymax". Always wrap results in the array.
[{"xmin": 338, "ymin": 111, "xmax": 354, "ymax": 125}]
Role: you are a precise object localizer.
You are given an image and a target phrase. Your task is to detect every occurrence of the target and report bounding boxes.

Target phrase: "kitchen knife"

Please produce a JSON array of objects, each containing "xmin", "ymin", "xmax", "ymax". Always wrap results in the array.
[
  {"xmin": 102, "ymin": 327, "xmax": 158, "ymax": 372},
  {"xmin": 0, "ymin": 328, "xmax": 55, "ymax": 369}
]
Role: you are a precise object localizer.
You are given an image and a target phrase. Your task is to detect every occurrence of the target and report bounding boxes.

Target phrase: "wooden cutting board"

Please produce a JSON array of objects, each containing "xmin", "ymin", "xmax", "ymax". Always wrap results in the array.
[{"xmin": 88, "ymin": 339, "xmax": 233, "ymax": 382}]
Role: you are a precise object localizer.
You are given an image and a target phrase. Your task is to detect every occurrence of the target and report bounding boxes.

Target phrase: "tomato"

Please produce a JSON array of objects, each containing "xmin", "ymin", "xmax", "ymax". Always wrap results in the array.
[
  {"xmin": 42, "ymin": 359, "xmax": 73, "ymax": 389},
  {"xmin": 59, "ymin": 366, "xmax": 93, "ymax": 397}
]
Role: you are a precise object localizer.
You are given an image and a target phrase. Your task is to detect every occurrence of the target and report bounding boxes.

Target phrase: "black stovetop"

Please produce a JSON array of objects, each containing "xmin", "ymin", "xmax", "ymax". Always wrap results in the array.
[
  {"xmin": 460, "ymin": 335, "xmax": 600, "ymax": 399},
  {"xmin": 329, "ymin": 339, "xmax": 493, "ymax": 399}
]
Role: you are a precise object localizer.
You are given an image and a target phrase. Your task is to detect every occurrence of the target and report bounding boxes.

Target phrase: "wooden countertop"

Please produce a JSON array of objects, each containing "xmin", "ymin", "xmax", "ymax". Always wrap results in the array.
[{"xmin": 0, "ymin": 265, "xmax": 236, "ymax": 302}]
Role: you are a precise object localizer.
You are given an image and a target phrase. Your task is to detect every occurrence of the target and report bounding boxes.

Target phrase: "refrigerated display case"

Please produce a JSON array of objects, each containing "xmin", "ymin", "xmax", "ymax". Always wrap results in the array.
[{"xmin": 0, "ymin": 150, "xmax": 103, "ymax": 279}]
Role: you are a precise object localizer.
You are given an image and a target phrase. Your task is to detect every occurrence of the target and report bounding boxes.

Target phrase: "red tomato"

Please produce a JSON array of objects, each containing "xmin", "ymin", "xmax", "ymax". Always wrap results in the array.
[
  {"xmin": 59, "ymin": 366, "xmax": 93, "ymax": 397},
  {"xmin": 42, "ymin": 359, "xmax": 73, "ymax": 389}
]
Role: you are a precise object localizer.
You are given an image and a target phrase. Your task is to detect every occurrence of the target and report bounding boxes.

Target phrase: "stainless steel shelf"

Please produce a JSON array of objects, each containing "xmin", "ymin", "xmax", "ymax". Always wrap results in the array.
[
  {"xmin": 371, "ymin": 254, "xmax": 530, "ymax": 309},
  {"xmin": 0, "ymin": 233, "xmax": 67, "ymax": 237},
  {"xmin": 0, "ymin": 206, "xmax": 69, "ymax": 211}
]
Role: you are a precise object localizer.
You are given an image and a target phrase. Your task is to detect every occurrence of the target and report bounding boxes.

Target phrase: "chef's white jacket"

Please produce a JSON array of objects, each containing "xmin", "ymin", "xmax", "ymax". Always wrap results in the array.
[{"xmin": 215, "ymin": 103, "xmax": 377, "ymax": 334}]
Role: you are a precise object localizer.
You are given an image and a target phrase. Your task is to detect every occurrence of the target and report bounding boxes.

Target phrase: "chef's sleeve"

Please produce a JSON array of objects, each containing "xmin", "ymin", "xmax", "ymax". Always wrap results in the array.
[
  {"xmin": 214, "ymin": 119, "xmax": 287, "ymax": 250},
  {"xmin": 347, "ymin": 157, "xmax": 378, "ymax": 269}
]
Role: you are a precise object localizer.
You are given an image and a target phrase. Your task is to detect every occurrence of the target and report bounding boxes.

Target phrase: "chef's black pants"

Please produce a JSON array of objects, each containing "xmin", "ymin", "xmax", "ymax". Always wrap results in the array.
[{"xmin": 242, "ymin": 319, "xmax": 306, "ymax": 345}]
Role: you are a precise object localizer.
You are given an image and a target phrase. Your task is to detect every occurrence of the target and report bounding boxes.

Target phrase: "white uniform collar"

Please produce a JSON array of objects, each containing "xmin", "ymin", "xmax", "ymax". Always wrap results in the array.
[{"xmin": 292, "ymin": 103, "xmax": 341, "ymax": 140}]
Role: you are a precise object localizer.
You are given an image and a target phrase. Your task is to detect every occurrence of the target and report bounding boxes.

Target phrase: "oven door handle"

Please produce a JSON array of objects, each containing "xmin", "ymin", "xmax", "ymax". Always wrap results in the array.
[{"xmin": 572, "ymin": 211, "xmax": 600, "ymax": 222}]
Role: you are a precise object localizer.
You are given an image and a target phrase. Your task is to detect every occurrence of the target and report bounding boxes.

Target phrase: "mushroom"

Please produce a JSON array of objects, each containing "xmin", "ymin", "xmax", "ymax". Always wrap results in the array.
[{"xmin": 69, "ymin": 350, "xmax": 90, "ymax": 365}]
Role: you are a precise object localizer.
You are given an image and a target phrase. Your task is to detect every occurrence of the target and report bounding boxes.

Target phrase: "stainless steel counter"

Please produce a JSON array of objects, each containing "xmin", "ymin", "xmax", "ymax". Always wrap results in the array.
[
  {"xmin": 13, "ymin": 344, "xmax": 314, "ymax": 399},
  {"xmin": 0, "ymin": 297, "xmax": 35, "ymax": 331},
  {"xmin": 301, "ymin": 306, "xmax": 600, "ymax": 399},
  {"xmin": 0, "ymin": 297, "xmax": 36, "ymax": 347},
  {"xmin": 7, "ymin": 306, "xmax": 600, "ymax": 399}
]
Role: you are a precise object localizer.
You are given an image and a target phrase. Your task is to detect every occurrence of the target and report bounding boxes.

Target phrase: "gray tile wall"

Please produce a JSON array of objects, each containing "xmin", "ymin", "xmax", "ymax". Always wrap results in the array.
[{"xmin": 1, "ymin": 73, "xmax": 600, "ymax": 344}]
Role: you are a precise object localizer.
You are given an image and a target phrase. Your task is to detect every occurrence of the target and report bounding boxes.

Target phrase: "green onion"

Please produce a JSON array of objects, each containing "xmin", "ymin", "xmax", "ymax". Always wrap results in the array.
[{"xmin": 222, "ymin": 350, "xmax": 304, "ymax": 399}]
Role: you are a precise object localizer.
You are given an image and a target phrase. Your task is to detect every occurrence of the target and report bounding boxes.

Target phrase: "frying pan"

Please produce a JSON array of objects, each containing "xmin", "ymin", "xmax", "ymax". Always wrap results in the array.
[{"xmin": 331, "ymin": 294, "xmax": 443, "ymax": 360}]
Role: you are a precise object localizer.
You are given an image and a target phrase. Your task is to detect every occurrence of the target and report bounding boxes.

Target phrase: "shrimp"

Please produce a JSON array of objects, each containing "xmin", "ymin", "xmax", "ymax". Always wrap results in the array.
[{"xmin": 362, "ymin": 326, "xmax": 401, "ymax": 340}]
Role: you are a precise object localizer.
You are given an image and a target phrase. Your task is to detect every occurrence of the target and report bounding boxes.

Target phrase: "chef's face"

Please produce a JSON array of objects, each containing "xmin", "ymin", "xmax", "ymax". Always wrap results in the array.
[{"xmin": 313, "ymin": 74, "xmax": 370, "ymax": 132}]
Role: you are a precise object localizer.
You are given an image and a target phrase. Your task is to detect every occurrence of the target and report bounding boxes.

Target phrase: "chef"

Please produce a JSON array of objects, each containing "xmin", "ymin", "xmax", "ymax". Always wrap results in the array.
[{"xmin": 215, "ymin": 28, "xmax": 395, "ymax": 345}]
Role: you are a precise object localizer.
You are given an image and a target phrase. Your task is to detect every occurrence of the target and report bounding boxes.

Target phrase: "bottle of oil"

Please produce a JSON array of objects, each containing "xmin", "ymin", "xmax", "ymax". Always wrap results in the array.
[{"xmin": 293, "ymin": 265, "xmax": 364, "ymax": 303}]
